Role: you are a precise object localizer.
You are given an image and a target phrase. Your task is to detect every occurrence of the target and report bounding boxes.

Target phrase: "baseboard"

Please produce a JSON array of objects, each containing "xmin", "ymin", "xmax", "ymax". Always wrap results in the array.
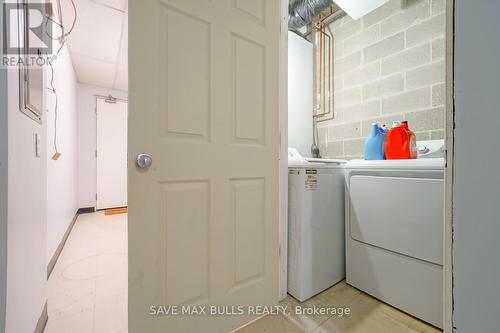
[
  {"xmin": 47, "ymin": 213, "xmax": 79, "ymax": 279},
  {"xmin": 104, "ymin": 207, "xmax": 128, "ymax": 215},
  {"xmin": 34, "ymin": 302, "xmax": 47, "ymax": 333},
  {"xmin": 77, "ymin": 207, "xmax": 95, "ymax": 214}
]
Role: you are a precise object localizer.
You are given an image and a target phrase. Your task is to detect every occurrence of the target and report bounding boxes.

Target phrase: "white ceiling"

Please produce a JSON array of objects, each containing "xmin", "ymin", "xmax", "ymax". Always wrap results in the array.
[{"xmin": 61, "ymin": 0, "xmax": 128, "ymax": 91}]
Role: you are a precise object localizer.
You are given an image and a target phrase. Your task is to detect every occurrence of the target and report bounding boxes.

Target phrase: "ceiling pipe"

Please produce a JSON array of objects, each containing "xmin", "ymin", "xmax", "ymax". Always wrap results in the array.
[
  {"xmin": 289, "ymin": 0, "xmax": 390, "ymax": 31},
  {"xmin": 303, "ymin": 9, "xmax": 344, "ymax": 38},
  {"xmin": 288, "ymin": 0, "xmax": 334, "ymax": 31}
]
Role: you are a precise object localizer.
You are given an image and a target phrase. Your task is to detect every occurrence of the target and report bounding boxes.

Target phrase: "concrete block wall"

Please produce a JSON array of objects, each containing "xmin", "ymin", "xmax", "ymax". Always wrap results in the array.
[{"xmin": 316, "ymin": 0, "xmax": 446, "ymax": 159}]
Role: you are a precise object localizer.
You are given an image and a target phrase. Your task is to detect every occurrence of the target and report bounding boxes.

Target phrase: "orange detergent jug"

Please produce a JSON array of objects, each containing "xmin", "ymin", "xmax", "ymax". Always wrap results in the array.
[{"xmin": 385, "ymin": 121, "xmax": 417, "ymax": 159}]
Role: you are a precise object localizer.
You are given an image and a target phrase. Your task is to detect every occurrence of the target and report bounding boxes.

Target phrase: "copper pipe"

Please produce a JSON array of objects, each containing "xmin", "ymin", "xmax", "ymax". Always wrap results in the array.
[
  {"xmin": 328, "ymin": 26, "xmax": 332, "ymax": 116},
  {"xmin": 305, "ymin": 8, "xmax": 344, "ymax": 38},
  {"xmin": 314, "ymin": 26, "xmax": 333, "ymax": 120},
  {"xmin": 313, "ymin": 24, "xmax": 335, "ymax": 122},
  {"xmin": 320, "ymin": 7, "xmax": 334, "ymax": 24},
  {"xmin": 319, "ymin": 27, "xmax": 323, "ymax": 106},
  {"xmin": 314, "ymin": 28, "xmax": 322, "ymax": 111},
  {"xmin": 309, "ymin": 6, "xmax": 339, "ymax": 122},
  {"xmin": 323, "ymin": 26, "xmax": 327, "ymax": 116},
  {"xmin": 327, "ymin": 25, "xmax": 331, "ymax": 116}
]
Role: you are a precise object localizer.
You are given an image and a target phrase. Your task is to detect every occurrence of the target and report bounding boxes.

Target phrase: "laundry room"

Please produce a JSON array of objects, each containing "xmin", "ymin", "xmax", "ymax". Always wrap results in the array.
[
  {"xmin": 283, "ymin": 0, "xmax": 447, "ymax": 332},
  {"xmin": 5, "ymin": 0, "xmax": 500, "ymax": 331}
]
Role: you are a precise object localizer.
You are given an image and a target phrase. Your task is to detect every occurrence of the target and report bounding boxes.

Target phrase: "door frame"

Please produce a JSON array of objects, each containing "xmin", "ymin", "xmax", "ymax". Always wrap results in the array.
[
  {"xmin": 278, "ymin": 0, "xmax": 289, "ymax": 301},
  {"xmin": 0, "ymin": 1, "xmax": 8, "ymax": 328},
  {"xmin": 277, "ymin": 1, "xmax": 456, "ymax": 330},
  {"xmin": 94, "ymin": 94, "xmax": 128, "ymax": 209},
  {"xmin": 443, "ymin": 0, "xmax": 455, "ymax": 332}
]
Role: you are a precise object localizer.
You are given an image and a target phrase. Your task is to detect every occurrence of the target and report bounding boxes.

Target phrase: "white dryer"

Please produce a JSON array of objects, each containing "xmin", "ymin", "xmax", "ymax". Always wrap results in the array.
[
  {"xmin": 344, "ymin": 140, "xmax": 445, "ymax": 328},
  {"xmin": 287, "ymin": 148, "xmax": 347, "ymax": 302}
]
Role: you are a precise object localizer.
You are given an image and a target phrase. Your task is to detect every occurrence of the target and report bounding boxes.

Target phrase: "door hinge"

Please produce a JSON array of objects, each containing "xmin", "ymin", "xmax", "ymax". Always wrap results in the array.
[
  {"xmin": 95, "ymin": 150, "xmax": 98, "ymax": 158},
  {"xmin": 95, "ymin": 193, "xmax": 98, "ymax": 201}
]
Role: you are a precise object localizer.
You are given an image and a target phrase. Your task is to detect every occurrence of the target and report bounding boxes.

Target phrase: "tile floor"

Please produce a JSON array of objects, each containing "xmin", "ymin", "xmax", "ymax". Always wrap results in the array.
[
  {"xmin": 45, "ymin": 211, "xmax": 127, "ymax": 333},
  {"xmin": 237, "ymin": 282, "xmax": 441, "ymax": 333},
  {"xmin": 45, "ymin": 211, "xmax": 440, "ymax": 333}
]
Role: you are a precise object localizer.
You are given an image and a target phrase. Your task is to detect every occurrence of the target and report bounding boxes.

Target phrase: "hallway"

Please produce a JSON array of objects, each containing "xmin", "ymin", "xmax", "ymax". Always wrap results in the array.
[{"xmin": 45, "ymin": 212, "xmax": 127, "ymax": 333}]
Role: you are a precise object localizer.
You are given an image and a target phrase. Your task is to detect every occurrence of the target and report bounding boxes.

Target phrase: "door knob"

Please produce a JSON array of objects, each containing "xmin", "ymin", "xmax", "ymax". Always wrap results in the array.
[{"xmin": 136, "ymin": 153, "xmax": 153, "ymax": 169}]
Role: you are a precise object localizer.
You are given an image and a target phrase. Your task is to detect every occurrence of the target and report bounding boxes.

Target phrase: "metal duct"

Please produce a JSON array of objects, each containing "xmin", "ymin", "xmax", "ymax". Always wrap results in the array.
[{"xmin": 288, "ymin": 0, "xmax": 334, "ymax": 30}]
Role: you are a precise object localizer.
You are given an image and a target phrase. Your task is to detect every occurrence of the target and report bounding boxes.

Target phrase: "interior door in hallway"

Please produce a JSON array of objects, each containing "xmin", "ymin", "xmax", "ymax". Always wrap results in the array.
[
  {"xmin": 129, "ymin": 0, "xmax": 282, "ymax": 332},
  {"xmin": 96, "ymin": 98, "xmax": 128, "ymax": 210}
]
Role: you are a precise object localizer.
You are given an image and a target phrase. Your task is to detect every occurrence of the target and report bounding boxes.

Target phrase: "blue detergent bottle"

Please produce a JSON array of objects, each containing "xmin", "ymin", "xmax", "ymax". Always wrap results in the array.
[{"xmin": 364, "ymin": 123, "xmax": 387, "ymax": 160}]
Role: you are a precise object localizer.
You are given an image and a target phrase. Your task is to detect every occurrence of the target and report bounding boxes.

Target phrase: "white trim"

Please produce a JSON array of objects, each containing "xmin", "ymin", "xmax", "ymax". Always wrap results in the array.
[
  {"xmin": 443, "ymin": 0, "xmax": 454, "ymax": 331},
  {"xmin": 278, "ymin": 0, "xmax": 289, "ymax": 301},
  {"xmin": 0, "ymin": 2, "xmax": 8, "ymax": 330}
]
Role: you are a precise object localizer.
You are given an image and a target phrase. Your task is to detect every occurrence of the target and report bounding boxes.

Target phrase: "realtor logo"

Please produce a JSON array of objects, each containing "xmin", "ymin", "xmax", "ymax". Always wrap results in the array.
[{"xmin": 3, "ymin": 1, "xmax": 52, "ymax": 55}]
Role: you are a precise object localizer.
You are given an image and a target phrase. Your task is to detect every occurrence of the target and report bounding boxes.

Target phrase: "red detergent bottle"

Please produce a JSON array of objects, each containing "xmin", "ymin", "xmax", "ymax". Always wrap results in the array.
[{"xmin": 385, "ymin": 121, "xmax": 417, "ymax": 159}]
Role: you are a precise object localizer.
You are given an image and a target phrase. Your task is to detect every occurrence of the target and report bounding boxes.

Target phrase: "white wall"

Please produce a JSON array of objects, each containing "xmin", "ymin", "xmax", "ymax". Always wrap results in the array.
[
  {"xmin": 317, "ymin": 0, "xmax": 446, "ymax": 159},
  {"xmin": 45, "ymin": 46, "xmax": 79, "ymax": 263},
  {"xmin": 0, "ymin": 4, "xmax": 8, "ymax": 331},
  {"xmin": 78, "ymin": 84, "xmax": 127, "ymax": 208},
  {"xmin": 288, "ymin": 32, "xmax": 313, "ymax": 157},
  {"xmin": 5, "ymin": 62, "xmax": 47, "ymax": 333},
  {"xmin": 453, "ymin": 1, "xmax": 500, "ymax": 332}
]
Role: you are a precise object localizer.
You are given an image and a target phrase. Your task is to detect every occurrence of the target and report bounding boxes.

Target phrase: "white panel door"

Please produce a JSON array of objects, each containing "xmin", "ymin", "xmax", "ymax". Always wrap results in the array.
[
  {"xmin": 129, "ymin": 1, "xmax": 282, "ymax": 332},
  {"xmin": 96, "ymin": 99, "xmax": 128, "ymax": 209}
]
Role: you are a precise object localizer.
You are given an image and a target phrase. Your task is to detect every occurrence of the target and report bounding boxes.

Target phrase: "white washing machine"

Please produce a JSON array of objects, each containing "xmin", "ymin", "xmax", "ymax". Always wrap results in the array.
[
  {"xmin": 287, "ymin": 148, "xmax": 347, "ymax": 302},
  {"xmin": 344, "ymin": 140, "xmax": 445, "ymax": 328}
]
